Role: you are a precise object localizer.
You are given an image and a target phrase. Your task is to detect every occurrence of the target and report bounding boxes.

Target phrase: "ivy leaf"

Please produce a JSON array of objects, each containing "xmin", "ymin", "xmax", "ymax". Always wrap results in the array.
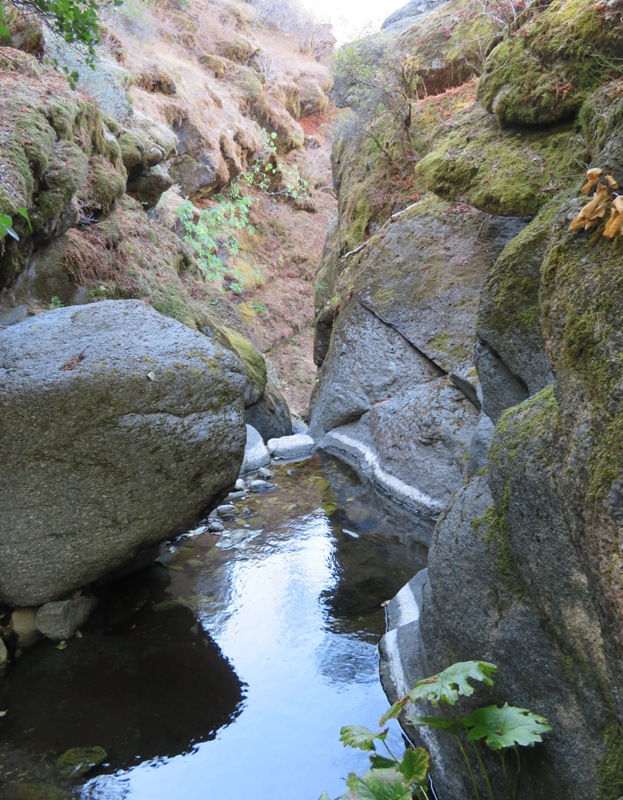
[
  {"xmin": 340, "ymin": 725, "xmax": 387, "ymax": 752},
  {"xmin": 398, "ymin": 747, "xmax": 430, "ymax": 786},
  {"xmin": 345, "ymin": 769, "xmax": 412, "ymax": 800},
  {"xmin": 465, "ymin": 704, "xmax": 551, "ymax": 750}
]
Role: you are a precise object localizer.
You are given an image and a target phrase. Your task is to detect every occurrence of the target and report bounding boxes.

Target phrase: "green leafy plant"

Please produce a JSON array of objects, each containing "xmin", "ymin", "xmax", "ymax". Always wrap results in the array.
[
  {"xmin": 0, "ymin": 0, "xmax": 120, "ymax": 73},
  {"xmin": 243, "ymin": 129, "xmax": 310, "ymax": 202},
  {"xmin": 324, "ymin": 660, "xmax": 550, "ymax": 800},
  {"xmin": 178, "ymin": 185, "xmax": 255, "ymax": 291}
]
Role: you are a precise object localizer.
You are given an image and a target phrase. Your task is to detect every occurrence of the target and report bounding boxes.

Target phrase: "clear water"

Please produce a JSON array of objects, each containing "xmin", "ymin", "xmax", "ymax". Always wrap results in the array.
[{"xmin": 0, "ymin": 454, "xmax": 432, "ymax": 800}]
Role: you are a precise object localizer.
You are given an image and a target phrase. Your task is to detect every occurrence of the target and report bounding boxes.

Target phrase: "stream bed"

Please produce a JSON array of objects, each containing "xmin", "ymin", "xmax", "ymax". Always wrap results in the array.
[{"xmin": 0, "ymin": 453, "xmax": 433, "ymax": 800}]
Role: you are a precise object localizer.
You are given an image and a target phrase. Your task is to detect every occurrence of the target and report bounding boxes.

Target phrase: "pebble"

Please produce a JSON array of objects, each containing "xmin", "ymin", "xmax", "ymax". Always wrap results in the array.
[
  {"xmin": 248, "ymin": 480, "xmax": 274, "ymax": 493},
  {"xmin": 343, "ymin": 529, "xmax": 360, "ymax": 539},
  {"xmin": 216, "ymin": 504, "xmax": 238, "ymax": 517},
  {"xmin": 186, "ymin": 524, "xmax": 209, "ymax": 537},
  {"xmin": 257, "ymin": 467, "xmax": 274, "ymax": 479},
  {"xmin": 235, "ymin": 479, "xmax": 246, "ymax": 491},
  {"xmin": 208, "ymin": 520, "xmax": 225, "ymax": 533},
  {"xmin": 226, "ymin": 490, "xmax": 247, "ymax": 501},
  {"xmin": 240, "ymin": 507, "xmax": 252, "ymax": 518}
]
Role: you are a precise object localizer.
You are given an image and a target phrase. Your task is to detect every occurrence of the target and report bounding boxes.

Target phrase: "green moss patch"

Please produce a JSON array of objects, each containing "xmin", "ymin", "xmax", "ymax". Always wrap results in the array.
[
  {"xmin": 218, "ymin": 325, "xmax": 267, "ymax": 395},
  {"xmin": 598, "ymin": 720, "xmax": 623, "ymax": 800},
  {"xmin": 477, "ymin": 0, "xmax": 623, "ymax": 126},
  {"xmin": 415, "ymin": 106, "xmax": 584, "ymax": 216},
  {"xmin": 477, "ymin": 386, "xmax": 559, "ymax": 597},
  {"xmin": 396, "ymin": 0, "xmax": 502, "ymax": 95}
]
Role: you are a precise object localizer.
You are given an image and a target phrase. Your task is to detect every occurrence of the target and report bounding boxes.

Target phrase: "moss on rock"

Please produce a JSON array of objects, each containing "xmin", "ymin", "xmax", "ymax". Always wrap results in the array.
[
  {"xmin": 415, "ymin": 106, "xmax": 584, "ymax": 216},
  {"xmin": 477, "ymin": 0, "xmax": 623, "ymax": 126},
  {"xmin": 218, "ymin": 325, "xmax": 267, "ymax": 401}
]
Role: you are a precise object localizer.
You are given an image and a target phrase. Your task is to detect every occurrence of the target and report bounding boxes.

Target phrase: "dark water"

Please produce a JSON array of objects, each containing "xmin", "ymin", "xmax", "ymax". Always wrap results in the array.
[{"xmin": 0, "ymin": 454, "xmax": 432, "ymax": 800}]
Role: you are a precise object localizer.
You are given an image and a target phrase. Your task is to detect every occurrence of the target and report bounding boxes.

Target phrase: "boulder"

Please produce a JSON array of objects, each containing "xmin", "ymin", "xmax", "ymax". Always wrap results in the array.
[
  {"xmin": 310, "ymin": 199, "xmax": 521, "ymax": 514},
  {"xmin": 0, "ymin": 300, "xmax": 246, "ymax": 606}
]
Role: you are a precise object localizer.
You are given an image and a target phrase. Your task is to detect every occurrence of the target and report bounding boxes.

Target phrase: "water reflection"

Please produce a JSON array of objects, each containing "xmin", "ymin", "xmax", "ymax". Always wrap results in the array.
[
  {"xmin": 0, "ymin": 454, "xmax": 432, "ymax": 800},
  {"xmin": 0, "ymin": 570, "xmax": 244, "ymax": 771}
]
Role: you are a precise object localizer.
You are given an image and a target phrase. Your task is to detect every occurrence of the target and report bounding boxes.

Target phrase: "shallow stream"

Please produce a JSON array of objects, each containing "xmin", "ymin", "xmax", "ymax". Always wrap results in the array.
[{"xmin": 0, "ymin": 454, "xmax": 433, "ymax": 799}]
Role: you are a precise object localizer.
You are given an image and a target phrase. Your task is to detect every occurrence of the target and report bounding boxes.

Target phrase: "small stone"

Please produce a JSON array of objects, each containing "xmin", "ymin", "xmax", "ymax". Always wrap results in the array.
[
  {"xmin": 226, "ymin": 490, "xmax": 246, "ymax": 501},
  {"xmin": 257, "ymin": 467, "xmax": 274, "ymax": 479},
  {"xmin": 35, "ymin": 596, "xmax": 97, "ymax": 642},
  {"xmin": 208, "ymin": 521, "xmax": 225, "ymax": 533},
  {"xmin": 235, "ymin": 479, "xmax": 245, "ymax": 491},
  {"xmin": 186, "ymin": 524, "xmax": 209, "ymax": 537},
  {"xmin": 216, "ymin": 504, "xmax": 238, "ymax": 518},
  {"xmin": 240, "ymin": 507, "xmax": 251, "ymax": 518},
  {"xmin": 249, "ymin": 480, "xmax": 274, "ymax": 493},
  {"xmin": 56, "ymin": 746, "xmax": 107, "ymax": 778},
  {"xmin": 11, "ymin": 608, "xmax": 40, "ymax": 648}
]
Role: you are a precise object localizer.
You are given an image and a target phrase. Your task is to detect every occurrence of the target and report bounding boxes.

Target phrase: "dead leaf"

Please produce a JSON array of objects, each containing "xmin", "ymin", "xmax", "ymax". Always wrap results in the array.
[{"xmin": 60, "ymin": 347, "xmax": 88, "ymax": 371}]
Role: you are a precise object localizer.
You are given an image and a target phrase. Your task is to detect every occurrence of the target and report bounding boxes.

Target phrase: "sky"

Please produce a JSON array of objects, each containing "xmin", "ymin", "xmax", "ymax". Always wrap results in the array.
[{"xmin": 300, "ymin": 0, "xmax": 405, "ymax": 42}]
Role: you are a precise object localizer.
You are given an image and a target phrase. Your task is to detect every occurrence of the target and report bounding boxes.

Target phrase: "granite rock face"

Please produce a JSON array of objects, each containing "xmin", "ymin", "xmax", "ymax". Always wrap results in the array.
[
  {"xmin": 0, "ymin": 300, "xmax": 247, "ymax": 606},
  {"xmin": 310, "ymin": 199, "xmax": 522, "ymax": 515}
]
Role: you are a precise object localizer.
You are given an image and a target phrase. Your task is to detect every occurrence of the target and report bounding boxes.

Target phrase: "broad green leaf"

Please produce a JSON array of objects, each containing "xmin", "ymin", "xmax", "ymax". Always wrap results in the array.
[
  {"xmin": 380, "ymin": 661, "xmax": 497, "ymax": 724},
  {"xmin": 345, "ymin": 768, "xmax": 412, "ymax": 800},
  {"xmin": 340, "ymin": 725, "xmax": 387, "ymax": 751},
  {"xmin": 406, "ymin": 715, "xmax": 466, "ymax": 735},
  {"xmin": 318, "ymin": 793, "xmax": 332, "ymax": 800},
  {"xmin": 2, "ymin": 224, "xmax": 18, "ymax": 241},
  {"xmin": 465, "ymin": 704, "xmax": 551, "ymax": 750},
  {"xmin": 410, "ymin": 661, "xmax": 497, "ymax": 707},
  {"xmin": 398, "ymin": 747, "xmax": 430, "ymax": 785}
]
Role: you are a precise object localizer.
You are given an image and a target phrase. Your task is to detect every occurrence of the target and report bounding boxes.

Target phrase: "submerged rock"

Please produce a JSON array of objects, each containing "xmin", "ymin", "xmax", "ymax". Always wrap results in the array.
[
  {"xmin": 0, "ymin": 300, "xmax": 246, "ymax": 606},
  {"xmin": 56, "ymin": 746, "xmax": 107, "ymax": 779}
]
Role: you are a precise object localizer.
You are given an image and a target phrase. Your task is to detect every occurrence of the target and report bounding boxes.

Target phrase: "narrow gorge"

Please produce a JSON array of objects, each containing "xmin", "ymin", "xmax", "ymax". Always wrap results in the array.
[{"xmin": 1, "ymin": 0, "xmax": 623, "ymax": 797}]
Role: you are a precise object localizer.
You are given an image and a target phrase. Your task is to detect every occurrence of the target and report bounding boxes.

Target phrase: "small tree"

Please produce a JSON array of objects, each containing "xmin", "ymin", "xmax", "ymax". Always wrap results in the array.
[
  {"xmin": 0, "ymin": 0, "xmax": 116, "ymax": 79},
  {"xmin": 332, "ymin": 33, "xmax": 421, "ymax": 162}
]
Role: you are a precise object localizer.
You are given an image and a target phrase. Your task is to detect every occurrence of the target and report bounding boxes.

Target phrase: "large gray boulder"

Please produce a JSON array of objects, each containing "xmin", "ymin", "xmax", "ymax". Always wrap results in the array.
[
  {"xmin": 310, "ymin": 200, "xmax": 522, "ymax": 515},
  {"xmin": 0, "ymin": 300, "xmax": 247, "ymax": 606}
]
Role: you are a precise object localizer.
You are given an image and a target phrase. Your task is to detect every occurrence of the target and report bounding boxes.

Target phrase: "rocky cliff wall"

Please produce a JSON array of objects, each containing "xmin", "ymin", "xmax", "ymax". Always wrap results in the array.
[{"xmin": 315, "ymin": 0, "xmax": 623, "ymax": 796}]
